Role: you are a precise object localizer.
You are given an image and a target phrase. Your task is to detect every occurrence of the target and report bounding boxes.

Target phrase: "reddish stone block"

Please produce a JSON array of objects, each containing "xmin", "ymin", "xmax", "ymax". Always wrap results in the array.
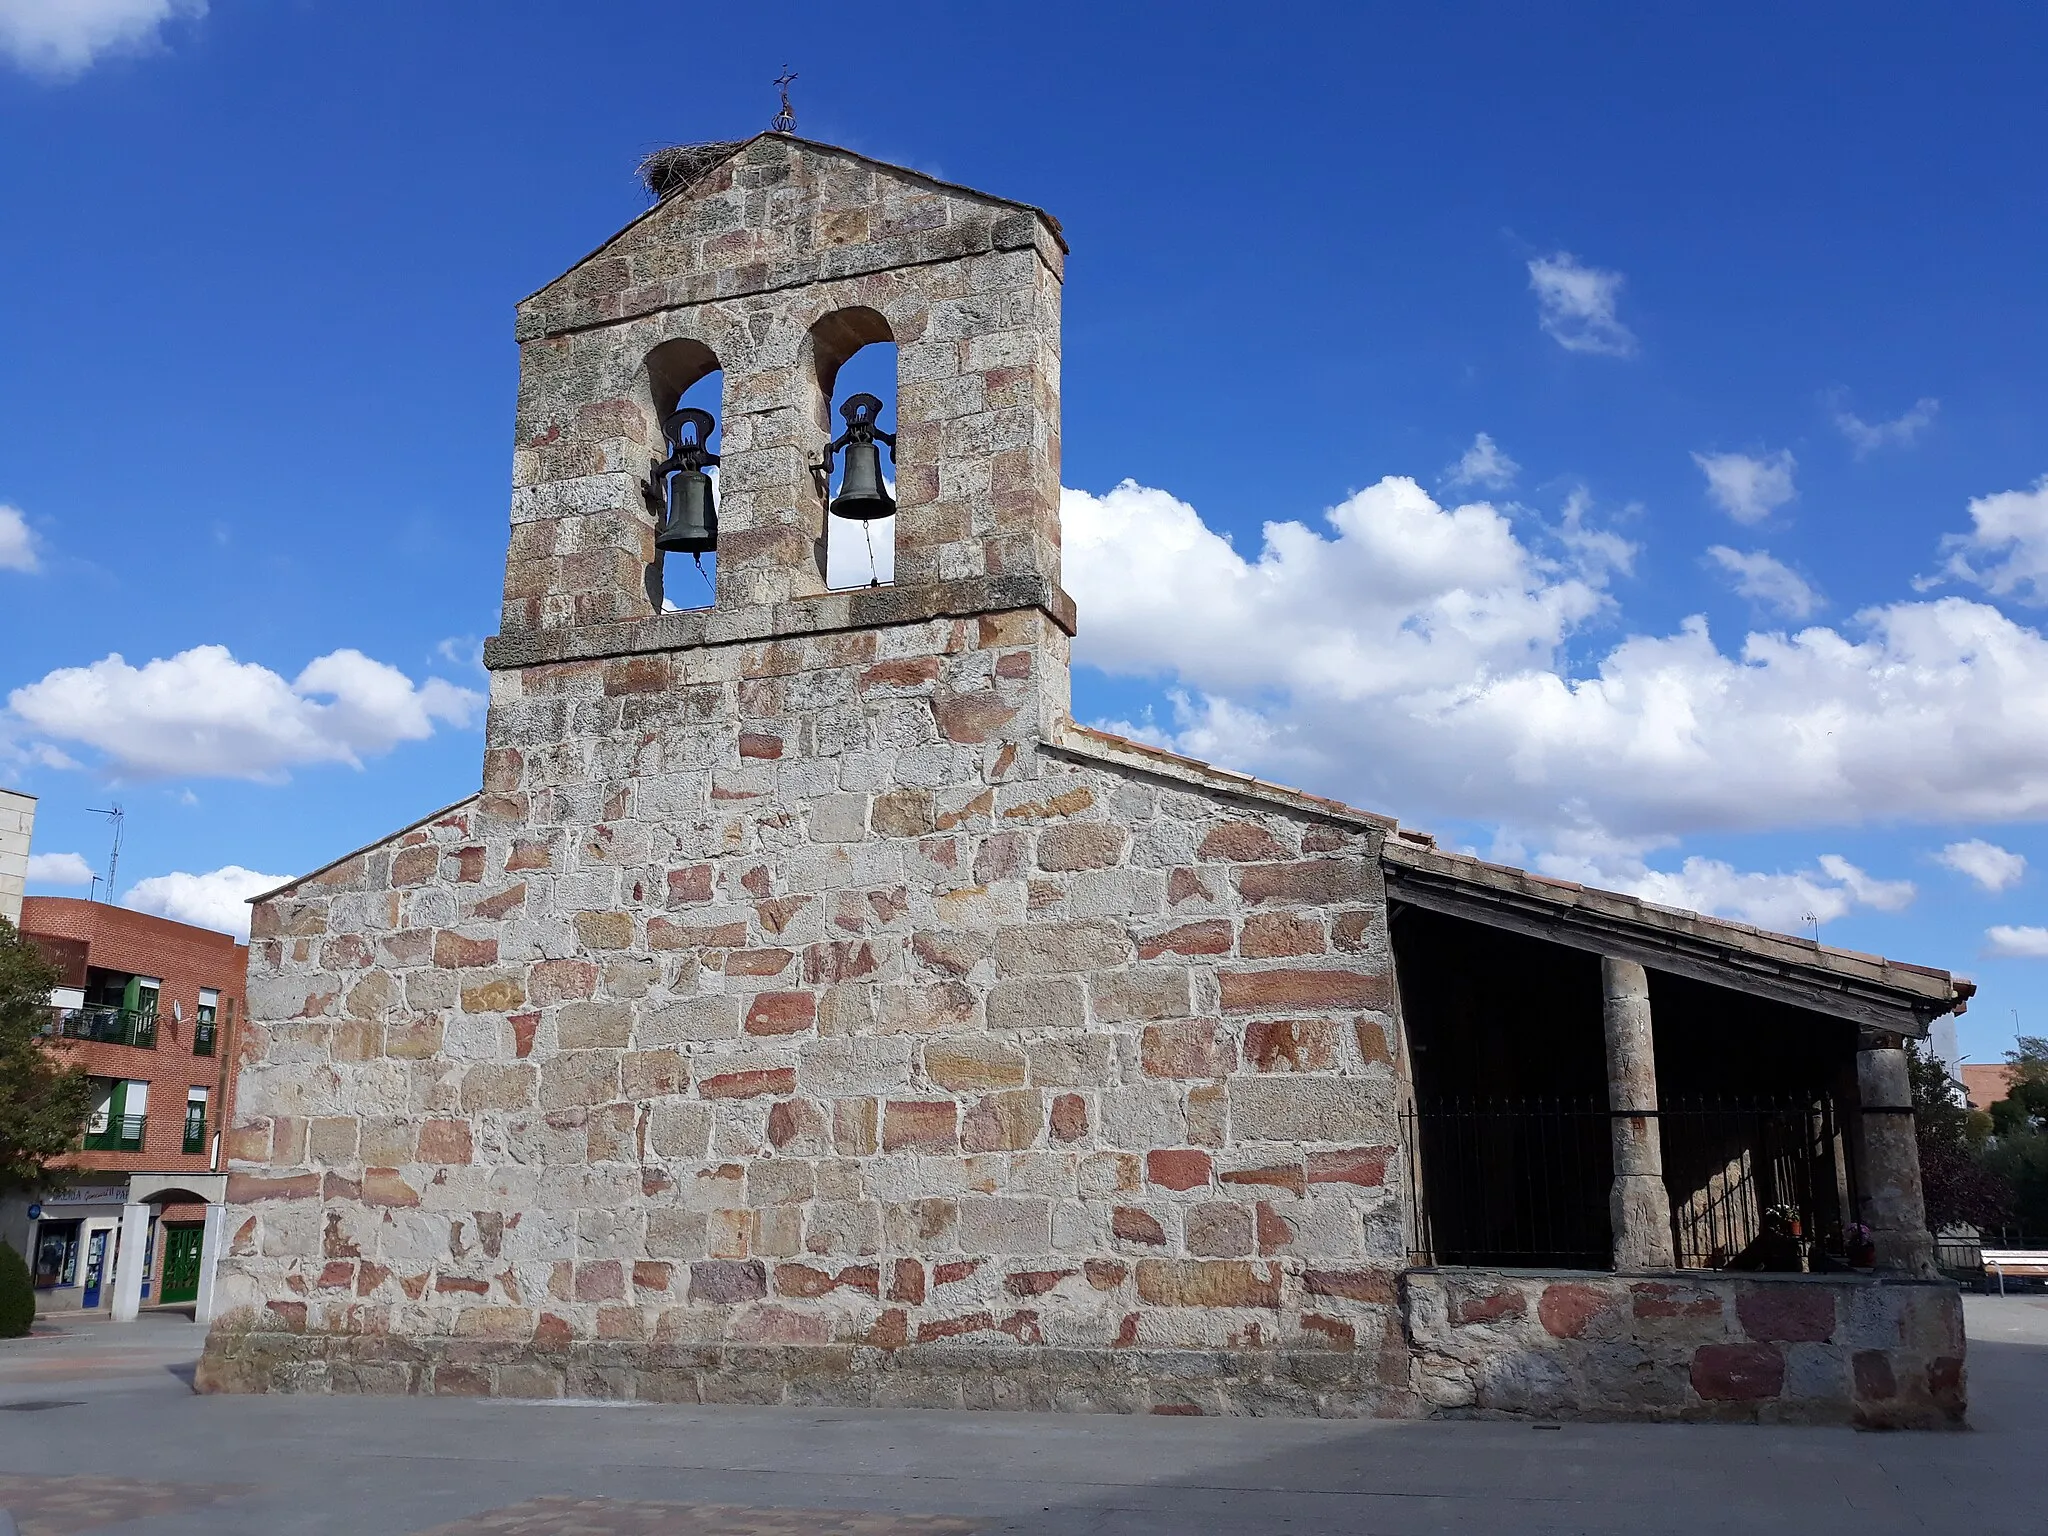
[
  {"xmin": 1140, "ymin": 1021, "xmax": 1235, "ymax": 1079},
  {"xmin": 1112, "ymin": 1207, "xmax": 1167, "ymax": 1245},
  {"xmin": 699, "ymin": 1067, "xmax": 796, "ymax": 1099},
  {"xmin": 859, "ymin": 656, "xmax": 941, "ymax": 690},
  {"xmin": 890, "ymin": 1258, "xmax": 926, "ymax": 1303},
  {"xmin": 934, "ymin": 1258, "xmax": 980, "ymax": 1286},
  {"xmin": 1085, "ymin": 1259, "xmax": 1128, "ymax": 1290},
  {"xmin": 917, "ymin": 1310, "xmax": 998, "ymax": 1343},
  {"xmin": 362, "ymin": 1169, "xmax": 420, "ymax": 1208},
  {"xmin": 1220, "ymin": 1163, "xmax": 1306, "ymax": 1196},
  {"xmin": 452, "ymin": 846, "xmax": 486, "ymax": 884},
  {"xmin": 1300, "ymin": 1313, "xmax": 1356, "ymax": 1347},
  {"xmin": 417, "ymin": 1119, "xmax": 473, "ymax": 1164},
  {"xmin": 1303, "ymin": 1268, "xmax": 1397, "ymax": 1304},
  {"xmin": 1243, "ymin": 1018, "xmax": 1339, "ymax": 1072},
  {"xmin": 1138, "ymin": 919, "xmax": 1234, "ymax": 959},
  {"xmin": 1736, "ymin": 1286, "xmax": 1835, "ymax": 1343},
  {"xmin": 1539, "ymin": 1282, "xmax": 1614, "ymax": 1339},
  {"xmin": 1198, "ymin": 823, "xmax": 1289, "ymax": 862},
  {"xmin": 688, "ymin": 1260, "xmax": 766, "ymax": 1304},
  {"xmin": 433, "ymin": 931, "xmax": 498, "ymax": 969},
  {"xmin": 226, "ymin": 1172, "xmax": 320, "ymax": 1203},
  {"xmin": 1928, "ymin": 1355, "xmax": 1965, "ymax": 1411},
  {"xmin": 1005, "ymin": 1268, "xmax": 1076, "ymax": 1297},
  {"xmin": 472, "ymin": 882, "xmax": 527, "ymax": 921},
  {"xmin": 1240, "ymin": 912, "xmax": 1325, "ymax": 958},
  {"xmin": 435, "ymin": 1274, "xmax": 488, "ymax": 1296},
  {"xmin": 1146, "ymin": 1148, "xmax": 1213, "ymax": 1191},
  {"xmin": 1166, "ymin": 868, "xmax": 1216, "ymax": 907},
  {"xmin": 1306, "ymin": 1147, "xmax": 1393, "ymax": 1187},
  {"xmin": 883, "ymin": 1099, "xmax": 959, "ymax": 1152},
  {"xmin": 1691, "ymin": 1342, "xmax": 1785, "ymax": 1401},
  {"xmin": 804, "ymin": 940, "xmax": 879, "ymax": 984},
  {"xmin": 1852, "ymin": 1349, "xmax": 1898, "ymax": 1400},
  {"xmin": 773, "ymin": 1263, "xmax": 837, "ymax": 1298},
  {"xmin": 1353, "ymin": 1016, "xmax": 1394, "ymax": 1067},
  {"xmin": 1235, "ymin": 858, "xmax": 1372, "ymax": 906},
  {"xmin": 1331, "ymin": 910, "xmax": 1373, "ymax": 952},
  {"xmin": 1049, "ymin": 1092, "xmax": 1089, "ymax": 1142},
  {"xmin": 510, "ymin": 1011, "xmax": 540, "ymax": 1058},
  {"xmin": 744, "ymin": 991, "xmax": 816, "ymax": 1035},
  {"xmin": 1452, "ymin": 1288, "xmax": 1527, "ymax": 1325},
  {"xmin": 574, "ymin": 1261, "xmax": 624, "ymax": 1302},
  {"xmin": 602, "ymin": 655, "xmax": 671, "ymax": 694},
  {"xmin": 1630, "ymin": 1281, "xmax": 1721, "ymax": 1320},
  {"xmin": 1220, "ymin": 968, "xmax": 1389, "ymax": 1013},
  {"xmin": 738, "ymin": 732, "xmax": 784, "ymax": 759},
  {"xmin": 1255, "ymin": 1202, "xmax": 1295, "ymax": 1255},
  {"xmin": 632, "ymin": 1261, "xmax": 672, "ymax": 1295},
  {"xmin": 528, "ymin": 958, "xmax": 598, "ymax": 1004},
  {"xmin": 666, "ymin": 865, "xmax": 715, "ymax": 905},
  {"xmin": 726, "ymin": 947, "xmax": 795, "ymax": 977}
]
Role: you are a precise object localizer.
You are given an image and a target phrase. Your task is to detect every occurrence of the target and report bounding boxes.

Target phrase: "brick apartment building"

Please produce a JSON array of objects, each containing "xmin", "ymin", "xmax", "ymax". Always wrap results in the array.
[{"xmin": 1, "ymin": 896, "xmax": 248, "ymax": 1313}]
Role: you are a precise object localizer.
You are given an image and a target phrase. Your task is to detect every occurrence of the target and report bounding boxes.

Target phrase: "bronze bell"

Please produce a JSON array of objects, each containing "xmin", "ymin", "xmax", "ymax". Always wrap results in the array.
[
  {"xmin": 653, "ymin": 406, "xmax": 718, "ymax": 555},
  {"xmin": 825, "ymin": 393, "xmax": 896, "ymax": 522}
]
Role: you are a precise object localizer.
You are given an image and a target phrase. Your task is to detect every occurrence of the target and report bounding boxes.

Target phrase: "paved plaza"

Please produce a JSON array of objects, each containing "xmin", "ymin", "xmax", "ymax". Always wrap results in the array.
[{"xmin": 0, "ymin": 1295, "xmax": 2043, "ymax": 1535}]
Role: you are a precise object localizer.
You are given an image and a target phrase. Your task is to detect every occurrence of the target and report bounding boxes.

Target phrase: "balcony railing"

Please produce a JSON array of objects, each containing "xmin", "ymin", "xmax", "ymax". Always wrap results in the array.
[
  {"xmin": 193, "ymin": 1014, "xmax": 217, "ymax": 1056},
  {"xmin": 83, "ymin": 1114, "xmax": 146, "ymax": 1152},
  {"xmin": 46, "ymin": 1005, "xmax": 157, "ymax": 1050},
  {"xmin": 182, "ymin": 1114, "xmax": 208, "ymax": 1156}
]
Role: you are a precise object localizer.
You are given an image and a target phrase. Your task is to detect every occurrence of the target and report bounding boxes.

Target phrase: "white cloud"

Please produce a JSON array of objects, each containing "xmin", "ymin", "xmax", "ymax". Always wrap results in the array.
[
  {"xmin": 1936, "ymin": 477, "xmax": 2048, "ymax": 606},
  {"xmin": 122, "ymin": 865, "xmax": 286, "ymax": 941},
  {"xmin": 1443, "ymin": 433, "xmax": 1520, "ymax": 492},
  {"xmin": 1984, "ymin": 925, "xmax": 2048, "ymax": 959},
  {"xmin": 1936, "ymin": 839, "xmax": 2026, "ymax": 893},
  {"xmin": 1063, "ymin": 474, "xmax": 2048, "ymax": 851},
  {"xmin": 1705, "ymin": 546, "xmax": 1822, "ymax": 619},
  {"xmin": 1833, "ymin": 396, "xmax": 1939, "ymax": 457},
  {"xmin": 1534, "ymin": 845, "xmax": 1914, "ymax": 933},
  {"xmin": 1526, "ymin": 252, "xmax": 1636, "ymax": 357},
  {"xmin": 7, "ymin": 644, "xmax": 484, "ymax": 782},
  {"xmin": 1694, "ymin": 450, "xmax": 1796, "ymax": 525},
  {"xmin": 25, "ymin": 851, "xmax": 93, "ymax": 886},
  {"xmin": 0, "ymin": 505, "xmax": 37, "ymax": 572},
  {"xmin": 0, "ymin": 0, "xmax": 204, "ymax": 77}
]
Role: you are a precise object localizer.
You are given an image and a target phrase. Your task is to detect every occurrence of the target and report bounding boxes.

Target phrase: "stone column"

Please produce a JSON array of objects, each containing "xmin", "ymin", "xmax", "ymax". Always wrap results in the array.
[
  {"xmin": 109, "ymin": 1202, "xmax": 149, "ymax": 1322},
  {"xmin": 192, "ymin": 1203, "xmax": 228, "ymax": 1328},
  {"xmin": 1856, "ymin": 1044, "xmax": 1937, "ymax": 1277},
  {"xmin": 1603, "ymin": 957, "xmax": 1676, "ymax": 1270}
]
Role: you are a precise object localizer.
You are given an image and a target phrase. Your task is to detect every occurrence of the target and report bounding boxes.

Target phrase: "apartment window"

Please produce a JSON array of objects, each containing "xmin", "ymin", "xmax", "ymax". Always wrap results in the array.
[
  {"xmin": 194, "ymin": 988, "xmax": 220, "ymax": 1056},
  {"xmin": 184, "ymin": 1086, "xmax": 210, "ymax": 1156},
  {"xmin": 84, "ymin": 1077, "xmax": 147, "ymax": 1151}
]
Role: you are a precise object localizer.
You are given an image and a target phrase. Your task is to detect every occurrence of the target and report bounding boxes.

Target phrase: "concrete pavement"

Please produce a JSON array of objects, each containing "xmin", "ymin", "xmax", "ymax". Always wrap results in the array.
[{"xmin": 1, "ymin": 1296, "xmax": 2043, "ymax": 1534}]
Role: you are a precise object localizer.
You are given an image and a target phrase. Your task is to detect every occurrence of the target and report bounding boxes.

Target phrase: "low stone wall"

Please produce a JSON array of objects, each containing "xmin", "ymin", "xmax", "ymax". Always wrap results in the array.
[{"xmin": 1403, "ymin": 1268, "xmax": 1965, "ymax": 1428}]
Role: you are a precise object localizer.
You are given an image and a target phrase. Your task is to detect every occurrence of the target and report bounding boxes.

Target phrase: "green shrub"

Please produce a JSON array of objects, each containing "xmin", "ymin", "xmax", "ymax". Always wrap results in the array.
[{"xmin": 0, "ymin": 1238, "xmax": 33, "ymax": 1337}]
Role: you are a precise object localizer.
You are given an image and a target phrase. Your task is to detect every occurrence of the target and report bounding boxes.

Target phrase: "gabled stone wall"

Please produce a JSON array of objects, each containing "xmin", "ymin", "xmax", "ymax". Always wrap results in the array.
[{"xmin": 198, "ymin": 603, "xmax": 1419, "ymax": 1413}]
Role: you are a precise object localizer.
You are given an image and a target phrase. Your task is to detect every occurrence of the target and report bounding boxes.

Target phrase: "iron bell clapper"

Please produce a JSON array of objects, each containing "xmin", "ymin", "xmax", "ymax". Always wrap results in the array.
[
  {"xmin": 652, "ymin": 406, "xmax": 719, "ymax": 556},
  {"xmin": 825, "ymin": 393, "xmax": 897, "ymax": 521}
]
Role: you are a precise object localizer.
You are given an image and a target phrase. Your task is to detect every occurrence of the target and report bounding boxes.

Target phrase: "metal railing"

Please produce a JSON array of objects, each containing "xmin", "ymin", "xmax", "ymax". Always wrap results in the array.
[
  {"xmin": 45, "ymin": 1005, "xmax": 157, "ymax": 1050},
  {"xmin": 182, "ymin": 1114, "xmax": 208, "ymax": 1156},
  {"xmin": 1403, "ymin": 1092, "xmax": 1860, "ymax": 1272},
  {"xmin": 83, "ymin": 1114, "xmax": 147, "ymax": 1151},
  {"xmin": 193, "ymin": 1014, "xmax": 217, "ymax": 1055}
]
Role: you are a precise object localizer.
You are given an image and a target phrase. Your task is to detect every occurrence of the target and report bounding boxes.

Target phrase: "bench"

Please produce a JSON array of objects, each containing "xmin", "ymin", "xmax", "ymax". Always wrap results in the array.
[{"xmin": 1983, "ymin": 1250, "xmax": 2048, "ymax": 1293}]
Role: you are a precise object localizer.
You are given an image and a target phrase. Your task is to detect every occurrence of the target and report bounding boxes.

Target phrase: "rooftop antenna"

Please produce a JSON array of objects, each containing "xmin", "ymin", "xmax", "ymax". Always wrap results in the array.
[
  {"xmin": 771, "ymin": 68, "xmax": 797, "ymax": 134},
  {"xmin": 87, "ymin": 802, "xmax": 123, "ymax": 902}
]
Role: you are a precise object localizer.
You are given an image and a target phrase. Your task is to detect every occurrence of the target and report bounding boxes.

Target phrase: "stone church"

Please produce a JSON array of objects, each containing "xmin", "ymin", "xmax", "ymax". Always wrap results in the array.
[{"xmin": 198, "ymin": 132, "xmax": 1968, "ymax": 1425}]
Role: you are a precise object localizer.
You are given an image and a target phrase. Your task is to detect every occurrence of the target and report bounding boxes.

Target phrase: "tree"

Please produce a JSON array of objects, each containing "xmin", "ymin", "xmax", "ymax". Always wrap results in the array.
[
  {"xmin": 1989, "ymin": 1036, "xmax": 2048, "ymax": 1138},
  {"xmin": 0, "ymin": 917, "xmax": 94, "ymax": 1195},
  {"xmin": 1982, "ymin": 1036, "xmax": 2048, "ymax": 1240},
  {"xmin": 1908, "ymin": 1040, "xmax": 2011, "ymax": 1232}
]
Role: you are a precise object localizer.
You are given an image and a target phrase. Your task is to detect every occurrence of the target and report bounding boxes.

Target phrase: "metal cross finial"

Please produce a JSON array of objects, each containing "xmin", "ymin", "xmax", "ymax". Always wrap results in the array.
[{"xmin": 772, "ymin": 68, "xmax": 797, "ymax": 134}]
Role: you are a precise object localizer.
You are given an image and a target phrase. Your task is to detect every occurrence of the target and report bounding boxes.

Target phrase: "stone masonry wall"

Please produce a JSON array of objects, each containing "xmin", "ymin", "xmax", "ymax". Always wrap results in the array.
[
  {"xmin": 197, "ymin": 609, "xmax": 1418, "ymax": 1415},
  {"xmin": 1405, "ymin": 1269, "xmax": 1965, "ymax": 1428}
]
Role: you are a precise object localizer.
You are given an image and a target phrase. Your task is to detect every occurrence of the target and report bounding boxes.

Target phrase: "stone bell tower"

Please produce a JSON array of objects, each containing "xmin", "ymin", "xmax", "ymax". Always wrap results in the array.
[
  {"xmin": 205, "ymin": 133, "xmax": 1410, "ymax": 1416},
  {"xmin": 486, "ymin": 132, "xmax": 1073, "ymax": 662}
]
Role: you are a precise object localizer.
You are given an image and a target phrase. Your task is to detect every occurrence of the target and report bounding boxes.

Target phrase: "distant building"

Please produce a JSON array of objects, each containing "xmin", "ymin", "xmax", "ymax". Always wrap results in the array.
[
  {"xmin": 0, "ymin": 788, "xmax": 32, "ymax": 926},
  {"xmin": 1963, "ymin": 1062, "xmax": 2016, "ymax": 1111},
  {"xmin": 0, "ymin": 897, "xmax": 248, "ymax": 1315}
]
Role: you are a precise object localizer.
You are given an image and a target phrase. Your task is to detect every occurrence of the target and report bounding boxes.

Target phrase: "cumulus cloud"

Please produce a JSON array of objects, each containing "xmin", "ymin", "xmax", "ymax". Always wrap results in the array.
[
  {"xmin": 1935, "ymin": 477, "xmax": 2048, "ymax": 606},
  {"xmin": 7, "ymin": 644, "xmax": 484, "ymax": 782},
  {"xmin": 1062, "ymin": 474, "xmax": 2048, "ymax": 851},
  {"xmin": 1984, "ymin": 925, "xmax": 2048, "ymax": 959},
  {"xmin": 0, "ymin": 0, "xmax": 204, "ymax": 77},
  {"xmin": 1442, "ymin": 433, "xmax": 1520, "ymax": 493},
  {"xmin": 1833, "ymin": 396, "xmax": 1939, "ymax": 457},
  {"xmin": 1534, "ymin": 845, "xmax": 1913, "ymax": 932},
  {"xmin": 25, "ymin": 850, "xmax": 93, "ymax": 886},
  {"xmin": 1694, "ymin": 450, "xmax": 1796, "ymax": 525},
  {"xmin": 122, "ymin": 864, "xmax": 287, "ymax": 941},
  {"xmin": 1937, "ymin": 839, "xmax": 2026, "ymax": 893},
  {"xmin": 0, "ymin": 505, "xmax": 37, "ymax": 572},
  {"xmin": 1526, "ymin": 253, "xmax": 1636, "ymax": 357},
  {"xmin": 1705, "ymin": 546, "xmax": 1821, "ymax": 620}
]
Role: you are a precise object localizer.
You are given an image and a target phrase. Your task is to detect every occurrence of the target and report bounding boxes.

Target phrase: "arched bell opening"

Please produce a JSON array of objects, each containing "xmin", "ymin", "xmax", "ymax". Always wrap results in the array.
[
  {"xmin": 808, "ymin": 308, "xmax": 899, "ymax": 591},
  {"xmin": 643, "ymin": 338, "xmax": 723, "ymax": 612}
]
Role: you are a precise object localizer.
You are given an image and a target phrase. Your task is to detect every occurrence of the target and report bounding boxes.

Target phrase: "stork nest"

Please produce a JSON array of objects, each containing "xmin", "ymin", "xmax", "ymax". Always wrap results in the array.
[{"xmin": 637, "ymin": 141, "xmax": 747, "ymax": 201}]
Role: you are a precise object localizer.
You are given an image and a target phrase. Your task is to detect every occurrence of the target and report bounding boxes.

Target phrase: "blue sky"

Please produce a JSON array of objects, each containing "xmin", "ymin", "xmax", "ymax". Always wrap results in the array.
[{"xmin": 2, "ymin": 2, "xmax": 2045, "ymax": 1067}]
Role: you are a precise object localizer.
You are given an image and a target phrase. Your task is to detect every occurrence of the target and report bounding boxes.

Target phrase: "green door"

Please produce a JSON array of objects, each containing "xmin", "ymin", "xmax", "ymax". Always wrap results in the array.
[{"xmin": 159, "ymin": 1224, "xmax": 204, "ymax": 1304}]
